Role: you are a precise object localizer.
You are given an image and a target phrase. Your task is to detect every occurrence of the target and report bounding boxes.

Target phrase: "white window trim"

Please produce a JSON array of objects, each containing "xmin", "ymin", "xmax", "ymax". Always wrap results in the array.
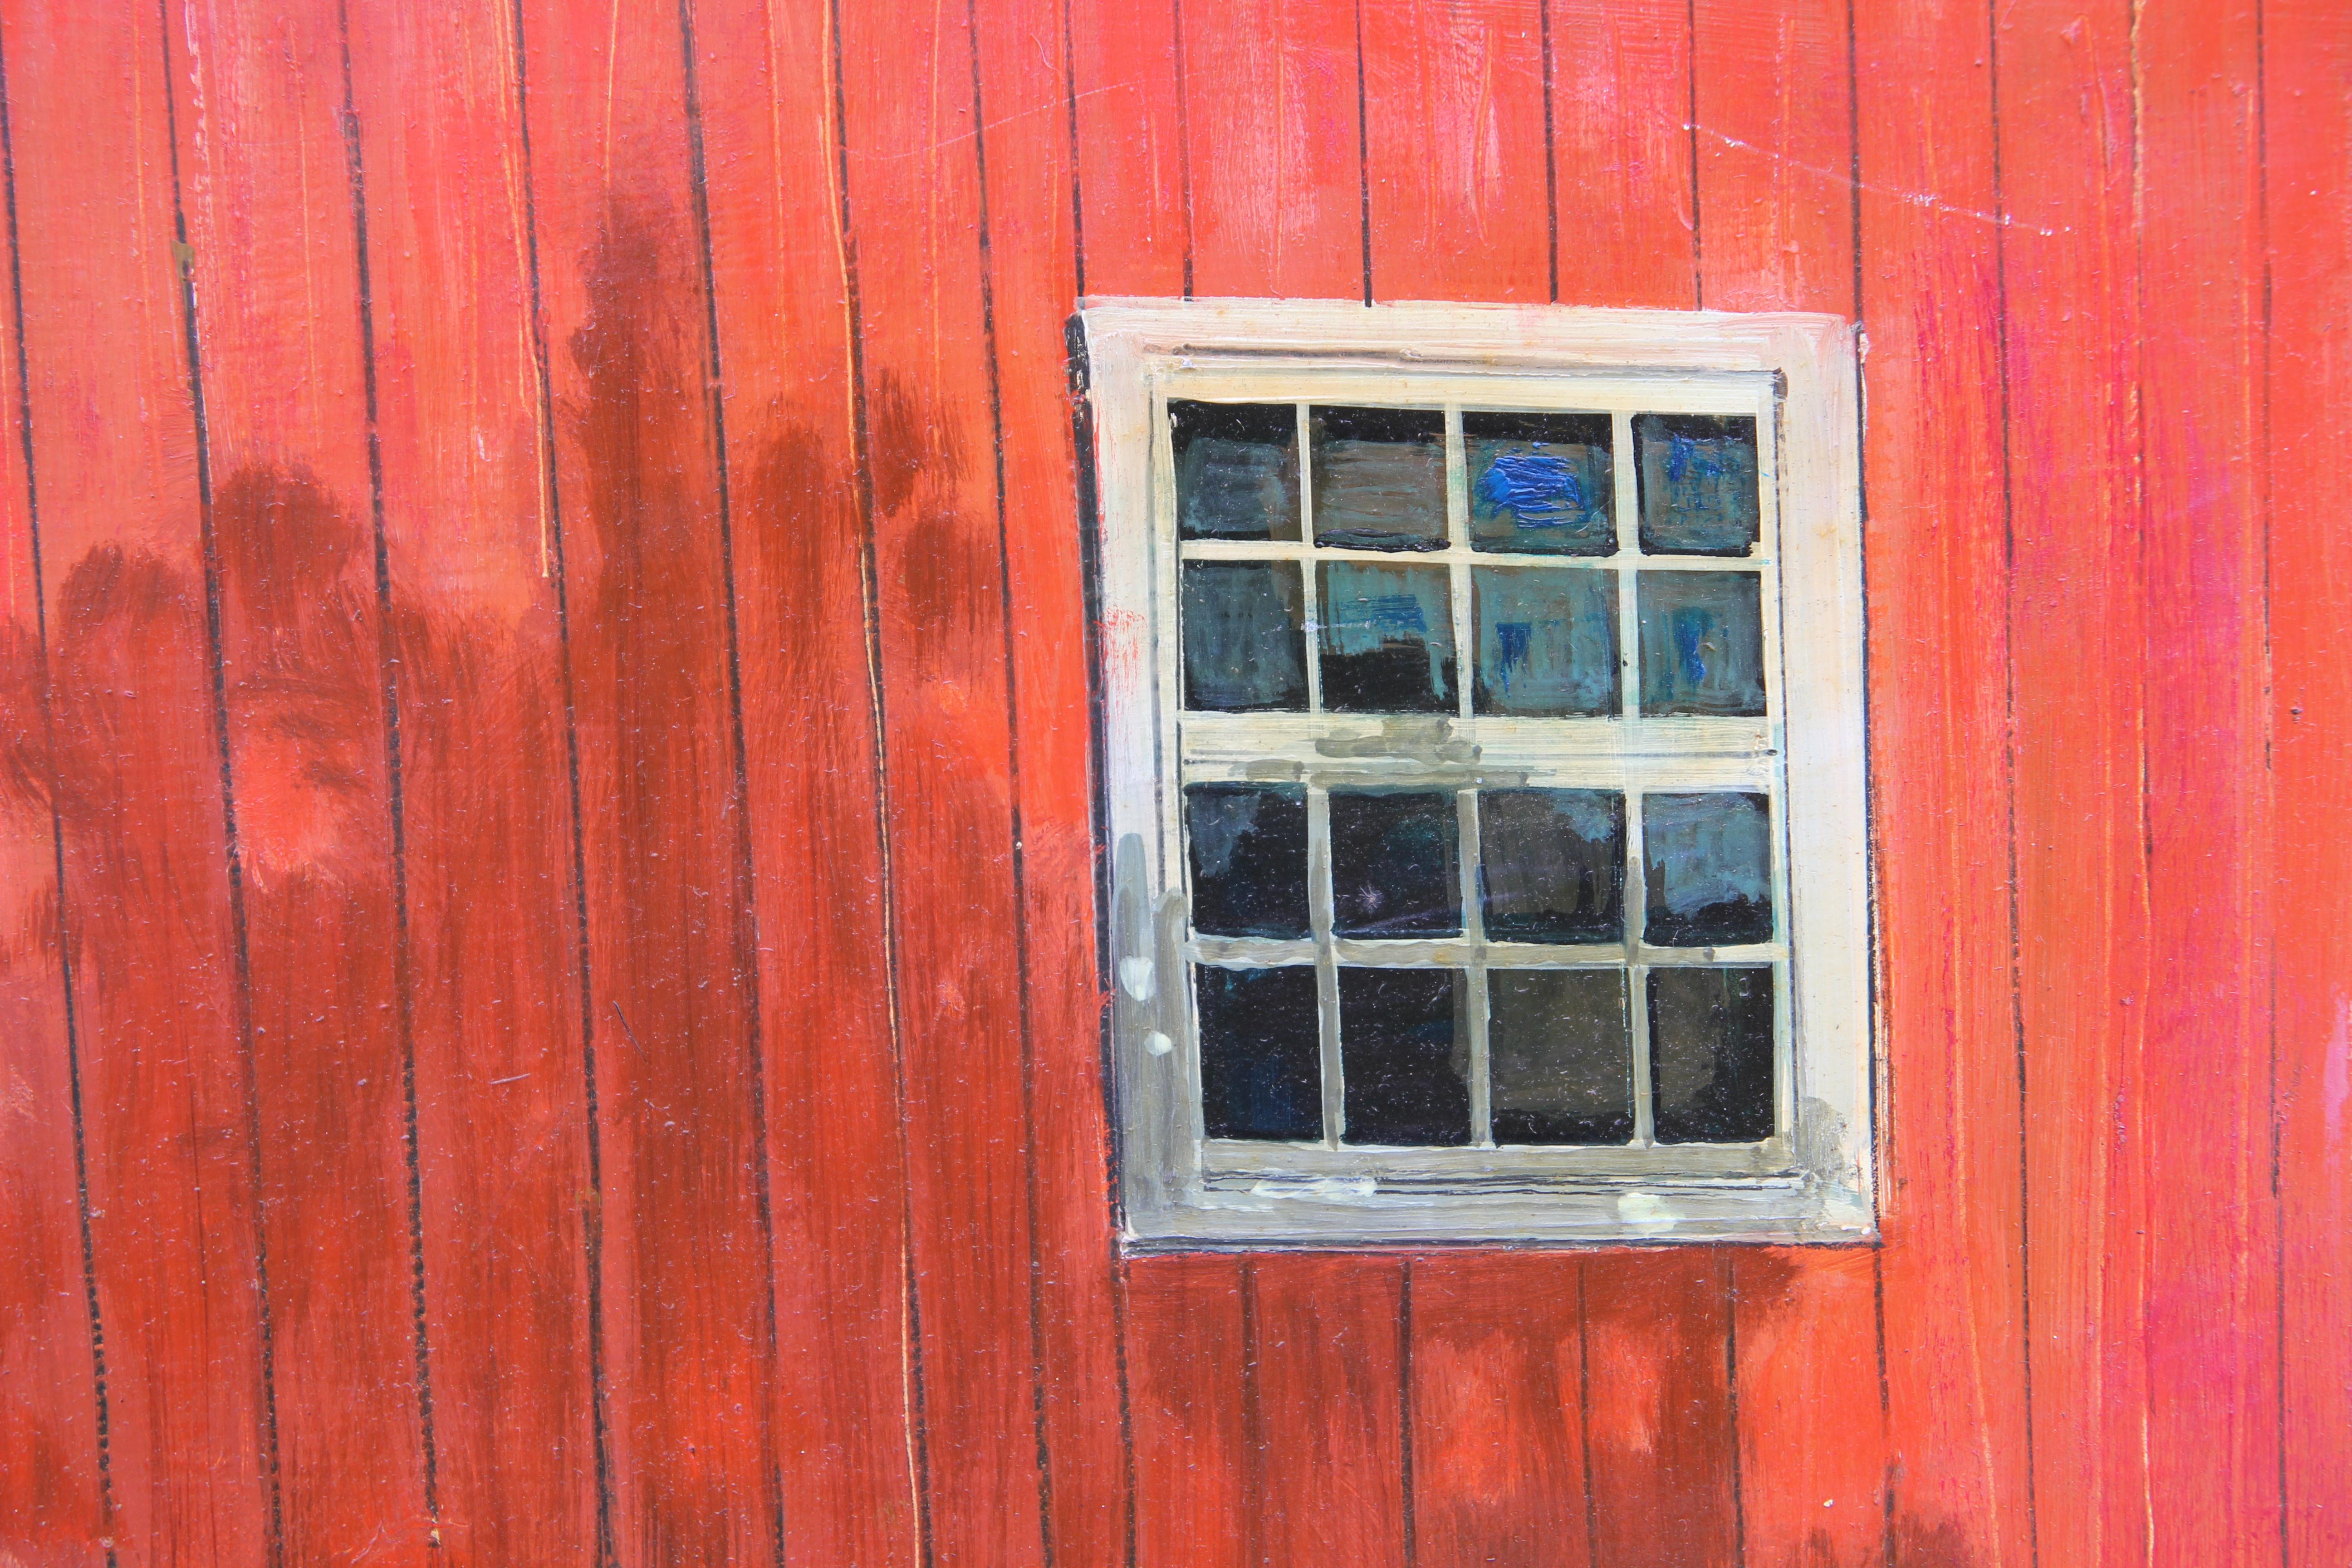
[{"xmin": 1082, "ymin": 298, "xmax": 1872, "ymax": 1249}]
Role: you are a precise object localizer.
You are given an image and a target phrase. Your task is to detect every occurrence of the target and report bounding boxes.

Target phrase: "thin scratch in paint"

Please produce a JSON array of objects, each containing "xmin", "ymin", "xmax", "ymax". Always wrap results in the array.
[
  {"xmin": 1692, "ymin": 125, "xmax": 2060, "ymax": 237},
  {"xmin": 864, "ymin": 81, "xmax": 1122, "ymax": 161}
]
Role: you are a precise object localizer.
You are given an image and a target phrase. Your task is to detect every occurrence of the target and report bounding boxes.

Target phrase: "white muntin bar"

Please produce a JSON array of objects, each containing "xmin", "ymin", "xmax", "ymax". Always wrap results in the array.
[
  {"xmin": 1306, "ymin": 784, "xmax": 1343, "ymax": 1149},
  {"xmin": 1612, "ymin": 408, "xmax": 1642, "ymax": 721},
  {"xmin": 1457, "ymin": 786, "xmax": 1491, "ymax": 1147},
  {"xmin": 1625, "ymin": 784, "xmax": 1656, "ymax": 1148},
  {"xmin": 1296, "ymin": 401, "xmax": 1323, "ymax": 715}
]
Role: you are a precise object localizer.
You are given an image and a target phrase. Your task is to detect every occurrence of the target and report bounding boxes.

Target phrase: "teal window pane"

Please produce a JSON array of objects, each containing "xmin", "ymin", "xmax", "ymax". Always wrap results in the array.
[
  {"xmin": 1466, "ymin": 411, "xmax": 1614, "ymax": 555},
  {"xmin": 1636, "ymin": 570, "xmax": 1765, "ymax": 716},
  {"xmin": 1182, "ymin": 560, "xmax": 1307, "ymax": 712},
  {"xmin": 1636, "ymin": 413, "xmax": 1759, "ymax": 556},
  {"xmin": 1473, "ymin": 566, "xmax": 1619, "ymax": 716},
  {"xmin": 1172, "ymin": 400, "xmax": 1299, "ymax": 541},
  {"xmin": 1319, "ymin": 560, "xmax": 1456, "ymax": 713},
  {"xmin": 1642, "ymin": 792, "xmax": 1774, "ymax": 947},
  {"xmin": 1311, "ymin": 406, "xmax": 1446, "ymax": 551}
]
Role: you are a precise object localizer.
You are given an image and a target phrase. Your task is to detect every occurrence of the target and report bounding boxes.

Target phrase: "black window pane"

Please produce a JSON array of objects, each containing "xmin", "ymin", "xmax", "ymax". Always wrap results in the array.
[
  {"xmin": 1330, "ymin": 790, "xmax": 1460, "ymax": 938},
  {"xmin": 1489, "ymin": 969, "xmax": 1634, "ymax": 1144},
  {"xmin": 1186, "ymin": 784, "xmax": 1309, "ymax": 939},
  {"xmin": 1311, "ymin": 406, "xmax": 1446, "ymax": 551},
  {"xmin": 1637, "ymin": 570, "xmax": 1766, "ymax": 716},
  {"xmin": 1339, "ymin": 967, "xmax": 1470, "ymax": 1145},
  {"xmin": 1182, "ymin": 560, "xmax": 1307, "ymax": 711},
  {"xmin": 1472, "ymin": 566, "xmax": 1619, "ymax": 716},
  {"xmin": 1649, "ymin": 966, "xmax": 1775, "ymax": 1143},
  {"xmin": 1480, "ymin": 789, "xmax": 1626, "ymax": 944},
  {"xmin": 1465, "ymin": 411, "xmax": 1614, "ymax": 555},
  {"xmin": 1636, "ymin": 413, "xmax": 1760, "ymax": 556},
  {"xmin": 1319, "ymin": 561, "xmax": 1456, "ymax": 713},
  {"xmin": 1197, "ymin": 965, "xmax": 1323, "ymax": 1141},
  {"xmin": 1172, "ymin": 400, "xmax": 1301, "ymax": 541},
  {"xmin": 1643, "ymin": 792, "xmax": 1774, "ymax": 946}
]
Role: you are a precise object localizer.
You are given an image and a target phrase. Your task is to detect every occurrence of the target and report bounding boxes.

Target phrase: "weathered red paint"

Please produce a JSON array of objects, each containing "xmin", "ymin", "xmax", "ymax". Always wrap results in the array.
[{"xmin": 0, "ymin": 2, "xmax": 2342, "ymax": 1565}]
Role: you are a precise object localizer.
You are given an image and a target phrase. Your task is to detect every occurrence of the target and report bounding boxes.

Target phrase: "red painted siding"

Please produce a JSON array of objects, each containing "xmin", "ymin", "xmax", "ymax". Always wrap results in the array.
[{"xmin": 0, "ymin": 2, "xmax": 2343, "ymax": 1564}]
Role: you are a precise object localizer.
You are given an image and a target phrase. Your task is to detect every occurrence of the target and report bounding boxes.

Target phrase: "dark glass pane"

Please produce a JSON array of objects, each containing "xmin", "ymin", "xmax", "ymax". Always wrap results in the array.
[
  {"xmin": 1330, "ymin": 790, "xmax": 1460, "ymax": 938},
  {"xmin": 1182, "ymin": 560, "xmax": 1307, "ymax": 711},
  {"xmin": 1339, "ymin": 967, "xmax": 1470, "ymax": 1145},
  {"xmin": 1172, "ymin": 400, "xmax": 1301, "ymax": 541},
  {"xmin": 1196, "ymin": 965, "xmax": 1323, "ymax": 1141},
  {"xmin": 1479, "ymin": 789, "xmax": 1626, "ymax": 944},
  {"xmin": 1643, "ymin": 792, "xmax": 1774, "ymax": 946},
  {"xmin": 1311, "ymin": 406, "xmax": 1446, "ymax": 550},
  {"xmin": 1473, "ymin": 567, "xmax": 1619, "ymax": 716},
  {"xmin": 1649, "ymin": 965, "xmax": 1775, "ymax": 1143},
  {"xmin": 1636, "ymin": 570, "xmax": 1765, "ymax": 716},
  {"xmin": 1319, "ymin": 561, "xmax": 1456, "ymax": 712},
  {"xmin": 1186, "ymin": 784, "xmax": 1309, "ymax": 938},
  {"xmin": 1490, "ymin": 969, "xmax": 1634, "ymax": 1144},
  {"xmin": 1636, "ymin": 413, "xmax": 1760, "ymax": 556},
  {"xmin": 1465, "ymin": 411, "xmax": 1614, "ymax": 555}
]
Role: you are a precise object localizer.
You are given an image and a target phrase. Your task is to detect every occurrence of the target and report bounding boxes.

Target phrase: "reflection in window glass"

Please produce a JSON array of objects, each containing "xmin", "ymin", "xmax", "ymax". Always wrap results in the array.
[
  {"xmin": 1172, "ymin": 400, "xmax": 1300, "ymax": 541},
  {"xmin": 1186, "ymin": 784, "xmax": 1309, "ymax": 939},
  {"xmin": 1637, "ymin": 570, "xmax": 1766, "ymax": 716},
  {"xmin": 1319, "ymin": 560, "xmax": 1456, "ymax": 712},
  {"xmin": 1196, "ymin": 965, "xmax": 1323, "ymax": 1141},
  {"xmin": 1465, "ymin": 411, "xmax": 1614, "ymax": 554},
  {"xmin": 1330, "ymin": 790, "xmax": 1460, "ymax": 938},
  {"xmin": 1311, "ymin": 407, "xmax": 1446, "ymax": 551},
  {"xmin": 1479, "ymin": 789, "xmax": 1625, "ymax": 944},
  {"xmin": 1637, "ymin": 413, "xmax": 1759, "ymax": 556},
  {"xmin": 1181, "ymin": 559, "xmax": 1307, "ymax": 711},
  {"xmin": 1643, "ymin": 792, "xmax": 1774, "ymax": 946},
  {"xmin": 1472, "ymin": 567, "xmax": 1619, "ymax": 716},
  {"xmin": 1339, "ymin": 967, "xmax": 1470, "ymax": 1145},
  {"xmin": 1649, "ymin": 966, "xmax": 1775, "ymax": 1143},
  {"xmin": 1489, "ymin": 969, "xmax": 1634, "ymax": 1144}
]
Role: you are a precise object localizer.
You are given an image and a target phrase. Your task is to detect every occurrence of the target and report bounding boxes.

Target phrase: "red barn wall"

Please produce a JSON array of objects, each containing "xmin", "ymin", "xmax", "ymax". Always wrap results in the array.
[{"xmin": 0, "ymin": 0, "xmax": 2344, "ymax": 1564}]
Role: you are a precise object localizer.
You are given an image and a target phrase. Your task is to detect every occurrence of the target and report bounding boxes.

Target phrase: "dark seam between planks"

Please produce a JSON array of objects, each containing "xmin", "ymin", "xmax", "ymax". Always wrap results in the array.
[
  {"xmin": 154, "ymin": 6, "xmax": 287, "ymax": 1563},
  {"xmin": 1873, "ymin": 1252, "xmax": 1895, "ymax": 1568},
  {"xmin": 503, "ymin": 1, "xmax": 619, "ymax": 1558},
  {"xmin": 1352, "ymin": 0, "xmax": 1372, "ymax": 304},
  {"xmin": 2253, "ymin": 0, "xmax": 2288, "ymax": 1556},
  {"xmin": 1171, "ymin": 0, "xmax": 1193, "ymax": 298},
  {"xmin": 0, "ymin": 19, "xmax": 118, "ymax": 1563},
  {"xmin": 961, "ymin": 0, "xmax": 1060, "ymax": 1559},
  {"xmin": 1983, "ymin": 3, "xmax": 2041, "ymax": 1563},
  {"xmin": 1576, "ymin": 1264, "xmax": 1599, "ymax": 1568},
  {"xmin": 1052, "ymin": 10, "xmax": 1144, "ymax": 1564},
  {"xmin": 824, "ymin": 0, "xmax": 937, "ymax": 1560},
  {"xmin": 674, "ymin": 4, "xmax": 793, "ymax": 1562},
  {"xmin": 1685, "ymin": 0, "xmax": 1701, "ymax": 308},
  {"xmin": 1725, "ymin": 1253, "xmax": 1746, "ymax": 1567},
  {"xmin": 332, "ymin": 0, "xmax": 441, "ymax": 1525},
  {"xmin": 1397, "ymin": 1259, "xmax": 1416, "ymax": 1567},
  {"xmin": 1241, "ymin": 1258, "xmax": 1265, "ymax": 1568},
  {"xmin": 1539, "ymin": 0, "xmax": 1559, "ymax": 303}
]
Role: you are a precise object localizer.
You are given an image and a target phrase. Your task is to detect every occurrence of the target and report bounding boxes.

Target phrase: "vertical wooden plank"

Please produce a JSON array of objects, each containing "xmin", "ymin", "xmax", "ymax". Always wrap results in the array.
[
  {"xmin": 1254, "ymin": 1257, "xmax": 1408, "ymax": 1568},
  {"xmin": 833, "ymin": 0, "xmax": 1050, "ymax": 1559},
  {"xmin": 1408, "ymin": 1258, "xmax": 1588, "ymax": 1568},
  {"xmin": 2, "ymin": 0, "xmax": 274, "ymax": 1562},
  {"xmin": 1181, "ymin": 0, "xmax": 1365, "ymax": 300},
  {"xmin": 341, "ymin": 0, "xmax": 599, "ymax": 1560},
  {"xmin": 1849, "ymin": 0, "xmax": 2035, "ymax": 1558},
  {"xmin": 689, "ymin": 1, "xmax": 921, "ymax": 1564},
  {"xmin": 1548, "ymin": 0, "xmax": 1695, "ymax": 309},
  {"xmin": 2135, "ymin": 0, "xmax": 2280, "ymax": 1560},
  {"xmin": 970, "ymin": 0, "xmax": 1135, "ymax": 1559},
  {"xmin": 1581, "ymin": 1254, "xmax": 1736, "ymax": 1567},
  {"xmin": 1361, "ymin": 0, "xmax": 1551, "ymax": 303},
  {"xmin": 0, "ymin": 30, "xmax": 103, "ymax": 1552},
  {"xmin": 1126, "ymin": 1258, "xmax": 1251, "ymax": 1568},
  {"xmin": 1069, "ymin": 0, "xmax": 1186, "ymax": 299},
  {"xmin": 1696, "ymin": 1, "xmax": 1888, "ymax": 1563},
  {"xmin": 1997, "ymin": 1, "xmax": 2151, "ymax": 1563},
  {"xmin": 511, "ymin": 0, "xmax": 783, "ymax": 1561},
  {"xmin": 2267, "ymin": 2, "xmax": 2352, "ymax": 1561}
]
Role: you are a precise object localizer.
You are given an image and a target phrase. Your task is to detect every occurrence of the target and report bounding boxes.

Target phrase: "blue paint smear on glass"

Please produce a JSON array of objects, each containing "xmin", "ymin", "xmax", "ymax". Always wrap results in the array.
[
  {"xmin": 1636, "ymin": 413, "xmax": 1760, "ymax": 556},
  {"xmin": 1465, "ymin": 411, "xmax": 1613, "ymax": 555},
  {"xmin": 1475, "ymin": 451, "xmax": 1584, "ymax": 526}
]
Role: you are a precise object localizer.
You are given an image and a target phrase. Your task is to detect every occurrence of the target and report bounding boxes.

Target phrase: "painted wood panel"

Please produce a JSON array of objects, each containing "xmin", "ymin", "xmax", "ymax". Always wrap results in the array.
[{"xmin": 0, "ymin": 2, "xmax": 2334, "ymax": 1565}]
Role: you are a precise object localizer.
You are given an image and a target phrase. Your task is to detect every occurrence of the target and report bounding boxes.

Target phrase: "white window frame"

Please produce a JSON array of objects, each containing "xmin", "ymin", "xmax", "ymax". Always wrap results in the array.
[{"xmin": 1082, "ymin": 299, "xmax": 1872, "ymax": 1249}]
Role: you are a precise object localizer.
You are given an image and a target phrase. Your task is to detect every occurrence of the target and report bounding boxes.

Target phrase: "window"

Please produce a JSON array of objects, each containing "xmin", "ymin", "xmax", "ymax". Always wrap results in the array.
[{"xmin": 1082, "ymin": 301, "xmax": 1870, "ymax": 1248}]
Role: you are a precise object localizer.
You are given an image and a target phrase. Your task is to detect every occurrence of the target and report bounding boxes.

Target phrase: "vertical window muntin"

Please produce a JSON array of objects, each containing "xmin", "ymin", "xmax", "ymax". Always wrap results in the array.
[{"xmin": 1158, "ymin": 371, "xmax": 1794, "ymax": 1176}]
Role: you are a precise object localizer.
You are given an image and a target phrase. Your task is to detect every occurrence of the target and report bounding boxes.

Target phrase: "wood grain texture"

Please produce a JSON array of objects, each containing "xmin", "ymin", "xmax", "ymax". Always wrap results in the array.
[
  {"xmin": 1998, "ymin": 2, "xmax": 2154, "ymax": 1562},
  {"xmin": 1853, "ymin": 0, "xmax": 2035, "ymax": 1560},
  {"xmin": 2135, "ymin": 0, "xmax": 2282, "ymax": 1560},
  {"xmin": 2267, "ymin": 3, "xmax": 2352, "ymax": 1561},
  {"xmin": 1548, "ymin": 0, "xmax": 1695, "ymax": 309},
  {"xmin": 1126, "ymin": 1257, "xmax": 1252, "ymax": 1568},
  {"xmin": 342, "ymin": 0, "xmax": 599, "ymax": 1558},
  {"xmin": 1069, "ymin": 0, "xmax": 1188, "ymax": 299},
  {"xmin": 512, "ymin": 1, "xmax": 783, "ymax": 1560},
  {"xmin": 689, "ymin": 1, "xmax": 922, "ymax": 1563},
  {"xmin": 1252, "ymin": 1256, "xmax": 1409, "ymax": 1568},
  {"xmin": 833, "ymin": 0, "xmax": 1054, "ymax": 1558},
  {"xmin": 1582, "ymin": 1253, "xmax": 1738, "ymax": 1566}
]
